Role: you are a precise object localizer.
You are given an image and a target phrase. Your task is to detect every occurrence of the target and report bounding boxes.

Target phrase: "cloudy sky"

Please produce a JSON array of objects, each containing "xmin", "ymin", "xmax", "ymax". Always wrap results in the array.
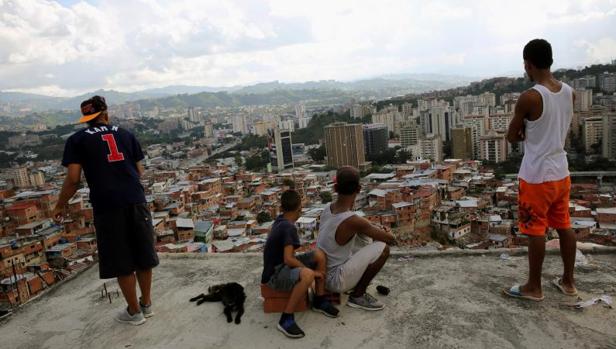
[{"xmin": 1, "ymin": 0, "xmax": 616, "ymax": 96}]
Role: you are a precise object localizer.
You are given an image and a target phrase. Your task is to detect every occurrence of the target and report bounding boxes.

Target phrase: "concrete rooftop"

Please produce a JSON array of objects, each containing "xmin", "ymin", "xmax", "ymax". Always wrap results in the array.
[{"xmin": 2, "ymin": 251, "xmax": 616, "ymax": 349}]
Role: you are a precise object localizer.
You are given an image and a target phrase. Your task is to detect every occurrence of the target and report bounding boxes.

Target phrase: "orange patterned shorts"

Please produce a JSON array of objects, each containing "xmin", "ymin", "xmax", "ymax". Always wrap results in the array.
[{"xmin": 518, "ymin": 176, "xmax": 571, "ymax": 236}]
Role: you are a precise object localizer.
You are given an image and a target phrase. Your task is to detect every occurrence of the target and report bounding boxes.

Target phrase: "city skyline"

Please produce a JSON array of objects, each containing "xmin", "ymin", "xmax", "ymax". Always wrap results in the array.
[{"xmin": 1, "ymin": 0, "xmax": 615, "ymax": 96}]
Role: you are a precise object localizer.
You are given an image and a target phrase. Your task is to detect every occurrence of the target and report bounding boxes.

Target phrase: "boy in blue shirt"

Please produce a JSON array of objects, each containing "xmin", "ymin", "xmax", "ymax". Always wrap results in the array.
[{"xmin": 261, "ymin": 190, "xmax": 339, "ymax": 338}]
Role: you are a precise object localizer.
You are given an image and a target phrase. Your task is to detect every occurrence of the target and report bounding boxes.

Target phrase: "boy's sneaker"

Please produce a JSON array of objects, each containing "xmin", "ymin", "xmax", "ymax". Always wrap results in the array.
[
  {"xmin": 139, "ymin": 298, "xmax": 154, "ymax": 318},
  {"xmin": 312, "ymin": 299, "xmax": 339, "ymax": 318},
  {"xmin": 115, "ymin": 307, "xmax": 146, "ymax": 326},
  {"xmin": 347, "ymin": 292, "xmax": 384, "ymax": 311},
  {"xmin": 277, "ymin": 319, "xmax": 305, "ymax": 339}
]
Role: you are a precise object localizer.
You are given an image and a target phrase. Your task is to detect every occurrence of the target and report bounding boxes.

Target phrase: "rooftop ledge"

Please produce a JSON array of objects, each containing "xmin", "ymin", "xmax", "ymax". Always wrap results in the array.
[{"xmin": 1, "ymin": 248, "xmax": 615, "ymax": 349}]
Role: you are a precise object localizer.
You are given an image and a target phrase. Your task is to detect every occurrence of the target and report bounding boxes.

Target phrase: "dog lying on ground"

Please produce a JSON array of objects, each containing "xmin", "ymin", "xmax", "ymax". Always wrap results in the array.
[{"xmin": 190, "ymin": 282, "xmax": 246, "ymax": 324}]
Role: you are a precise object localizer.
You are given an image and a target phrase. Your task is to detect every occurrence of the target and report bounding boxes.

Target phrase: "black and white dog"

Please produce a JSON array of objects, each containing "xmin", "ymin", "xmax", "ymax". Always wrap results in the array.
[{"xmin": 190, "ymin": 282, "xmax": 246, "ymax": 324}]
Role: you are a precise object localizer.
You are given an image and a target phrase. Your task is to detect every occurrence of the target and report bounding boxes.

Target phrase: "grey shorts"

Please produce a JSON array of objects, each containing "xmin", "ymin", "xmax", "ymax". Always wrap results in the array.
[
  {"xmin": 326, "ymin": 241, "xmax": 386, "ymax": 293},
  {"xmin": 266, "ymin": 251, "xmax": 317, "ymax": 292}
]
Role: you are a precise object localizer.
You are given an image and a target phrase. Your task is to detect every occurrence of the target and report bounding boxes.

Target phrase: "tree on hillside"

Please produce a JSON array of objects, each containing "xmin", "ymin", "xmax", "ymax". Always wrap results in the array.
[
  {"xmin": 256, "ymin": 211, "xmax": 272, "ymax": 224},
  {"xmin": 320, "ymin": 191, "xmax": 333, "ymax": 203},
  {"xmin": 308, "ymin": 144, "xmax": 326, "ymax": 161}
]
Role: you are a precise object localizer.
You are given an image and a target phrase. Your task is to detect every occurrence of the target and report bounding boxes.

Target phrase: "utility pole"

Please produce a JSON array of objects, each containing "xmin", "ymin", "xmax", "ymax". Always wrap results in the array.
[{"xmin": 11, "ymin": 260, "xmax": 21, "ymax": 306}]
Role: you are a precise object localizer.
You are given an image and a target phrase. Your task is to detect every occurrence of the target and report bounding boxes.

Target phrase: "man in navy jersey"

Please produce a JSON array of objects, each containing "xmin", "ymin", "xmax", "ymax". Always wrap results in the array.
[{"xmin": 53, "ymin": 96, "xmax": 159, "ymax": 325}]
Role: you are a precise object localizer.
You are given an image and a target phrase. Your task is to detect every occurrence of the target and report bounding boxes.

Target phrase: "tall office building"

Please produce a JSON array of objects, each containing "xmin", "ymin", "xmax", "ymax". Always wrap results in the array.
[
  {"xmin": 363, "ymin": 123, "xmax": 388, "ymax": 157},
  {"xmin": 451, "ymin": 128, "xmax": 473, "ymax": 160},
  {"xmin": 400, "ymin": 121, "xmax": 420, "ymax": 148},
  {"xmin": 232, "ymin": 115, "xmax": 249, "ymax": 135},
  {"xmin": 204, "ymin": 122, "xmax": 214, "ymax": 138},
  {"xmin": 419, "ymin": 134, "xmax": 443, "ymax": 162},
  {"xmin": 420, "ymin": 104, "xmax": 453, "ymax": 142},
  {"xmin": 583, "ymin": 117, "xmax": 604, "ymax": 153},
  {"xmin": 324, "ymin": 122, "xmax": 368, "ymax": 169},
  {"xmin": 270, "ymin": 127, "xmax": 294, "ymax": 172},
  {"xmin": 488, "ymin": 113, "xmax": 513, "ymax": 132},
  {"xmin": 480, "ymin": 130, "xmax": 508, "ymax": 163},
  {"xmin": 372, "ymin": 110, "xmax": 400, "ymax": 136},
  {"xmin": 29, "ymin": 171, "xmax": 45, "ymax": 187},
  {"xmin": 574, "ymin": 89, "xmax": 593, "ymax": 112},
  {"xmin": 602, "ymin": 113, "xmax": 616, "ymax": 160},
  {"xmin": 295, "ymin": 103, "xmax": 306, "ymax": 119},
  {"xmin": 12, "ymin": 167, "xmax": 29, "ymax": 188},
  {"xmin": 463, "ymin": 114, "xmax": 488, "ymax": 160},
  {"xmin": 298, "ymin": 116, "xmax": 311, "ymax": 129}
]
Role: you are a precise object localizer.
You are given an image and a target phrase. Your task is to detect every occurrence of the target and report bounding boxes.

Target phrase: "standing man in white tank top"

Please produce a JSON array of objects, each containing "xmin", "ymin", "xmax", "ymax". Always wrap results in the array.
[{"xmin": 504, "ymin": 39, "xmax": 578, "ymax": 302}]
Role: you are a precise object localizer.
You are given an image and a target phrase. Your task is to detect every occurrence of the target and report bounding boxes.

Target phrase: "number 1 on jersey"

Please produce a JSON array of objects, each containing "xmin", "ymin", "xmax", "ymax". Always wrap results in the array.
[{"xmin": 101, "ymin": 134, "xmax": 125, "ymax": 162}]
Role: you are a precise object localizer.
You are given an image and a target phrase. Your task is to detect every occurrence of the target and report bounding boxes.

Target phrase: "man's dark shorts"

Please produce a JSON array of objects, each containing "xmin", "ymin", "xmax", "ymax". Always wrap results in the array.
[
  {"xmin": 266, "ymin": 251, "xmax": 317, "ymax": 291},
  {"xmin": 94, "ymin": 203, "xmax": 159, "ymax": 279}
]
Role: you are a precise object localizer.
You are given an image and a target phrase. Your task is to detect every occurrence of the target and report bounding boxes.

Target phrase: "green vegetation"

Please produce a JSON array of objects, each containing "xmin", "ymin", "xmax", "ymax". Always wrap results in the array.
[
  {"xmin": 367, "ymin": 147, "xmax": 411, "ymax": 166},
  {"xmin": 245, "ymin": 149, "xmax": 270, "ymax": 171},
  {"xmin": 307, "ymin": 144, "xmax": 326, "ymax": 162},
  {"xmin": 292, "ymin": 110, "xmax": 352, "ymax": 145},
  {"xmin": 136, "ymin": 89, "xmax": 352, "ymax": 110},
  {"xmin": 319, "ymin": 191, "xmax": 333, "ymax": 203},
  {"xmin": 256, "ymin": 211, "xmax": 272, "ymax": 224}
]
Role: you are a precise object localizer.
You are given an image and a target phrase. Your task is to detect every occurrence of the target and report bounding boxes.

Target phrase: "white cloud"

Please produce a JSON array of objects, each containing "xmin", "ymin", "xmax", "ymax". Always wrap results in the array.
[
  {"xmin": 577, "ymin": 37, "xmax": 616, "ymax": 63},
  {"xmin": 0, "ymin": 0, "xmax": 615, "ymax": 95}
]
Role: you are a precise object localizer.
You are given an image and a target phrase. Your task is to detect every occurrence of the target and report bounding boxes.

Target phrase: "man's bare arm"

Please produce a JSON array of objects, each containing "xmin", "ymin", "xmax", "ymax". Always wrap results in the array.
[
  {"xmin": 507, "ymin": 91, "xmax": 531, "ymax": 143},
  {"xmin": 343, "ymin": 215, "xmax": 396, "ymax": 245},
  {"xmin": 283, "ymin": 245, "xmax": 306, "ymax": 268},
  {"xmin": 53, "ymin": 164, "xmax": 82, "ymax": 219},
  {"xmin": 136, "ymin": 161, "xmax": 144, "ymax": 177}
]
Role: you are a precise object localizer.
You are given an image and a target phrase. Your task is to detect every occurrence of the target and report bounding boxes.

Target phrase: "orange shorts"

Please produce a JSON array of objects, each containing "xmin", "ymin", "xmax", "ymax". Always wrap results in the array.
[{"xmin": 518, "ymin": 176, "xmax": 571, "ymax": 236}]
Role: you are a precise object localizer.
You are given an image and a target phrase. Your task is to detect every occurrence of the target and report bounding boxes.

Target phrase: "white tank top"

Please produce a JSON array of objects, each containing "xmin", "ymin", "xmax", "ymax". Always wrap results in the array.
[
  {"xmin": 518, "ymin": 82, "xmax": 573, "ymax": 184},
  {"xmin": 316, "ymin": 203, "xmax": 356, "ymax": 271}
]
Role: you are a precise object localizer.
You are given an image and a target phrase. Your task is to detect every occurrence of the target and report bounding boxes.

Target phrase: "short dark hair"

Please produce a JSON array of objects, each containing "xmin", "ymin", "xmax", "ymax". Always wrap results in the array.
[
  {"xmin": 523, "ymin": 39, "xmax": 553, "ymax": 69},
  {"xmin": 281, "ymin": 190, "xmax": 301, "ymax": 212},
  {"xmin": 335, "ymin": 166, "xmax": 360, "ymax": 195},
  {"xmin": 86, "ymin": 111, "xmax": 106, "ymax": 127}
]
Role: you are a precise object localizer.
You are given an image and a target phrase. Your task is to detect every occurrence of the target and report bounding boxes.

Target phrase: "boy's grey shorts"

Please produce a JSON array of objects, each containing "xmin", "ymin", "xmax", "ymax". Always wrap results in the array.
[{"xmin": 266, "ymin": 251, "xmax": 317, "ymax": 292}]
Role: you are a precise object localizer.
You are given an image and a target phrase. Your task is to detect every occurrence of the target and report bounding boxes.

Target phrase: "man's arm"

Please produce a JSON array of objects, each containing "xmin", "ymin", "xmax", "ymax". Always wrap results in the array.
[
  {"xmin": 507, "ymin": 91, "xmax": 531, "ymax": 143},
  {"xmin": 283, "ymin": 245, "xmax": 306, "ymax": 268},
  {"xmin": 136, "ymin": 161, "xmax": 144, "ymax": 177},
  {"xmin": 52, "ymin": 164, "xmax": 82, "ymax": 220},
  {"xmin": 338, "ymin": 215, "xmax": 396, "ymax": 245}
]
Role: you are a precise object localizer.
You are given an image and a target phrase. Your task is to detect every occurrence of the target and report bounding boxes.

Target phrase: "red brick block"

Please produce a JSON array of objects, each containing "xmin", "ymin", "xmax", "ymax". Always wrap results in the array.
[{"xmin": 260, "ymin": 284, "xmax": 310, "ymax": 313}]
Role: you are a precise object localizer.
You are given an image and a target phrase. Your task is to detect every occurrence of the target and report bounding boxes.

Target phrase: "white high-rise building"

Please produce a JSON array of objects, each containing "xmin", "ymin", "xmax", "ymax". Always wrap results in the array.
[
  {"xmin": 372, "ymin": 110, "xmax": 401, "ymax": 136},
  {"xmin": 295, "ymin": 103, "xmax": 306, "ymax": 119},
  {"xmin": 574, "ymin": 89, "xmax": 593, "ymax": 112},
  {"xmin": 420, "ymin": 104, "xmax": 453, "ymax": 142},
  {"xmin": 488, "ymin": 113, "xmax": 513, "ymax": 132},
  {"xmin": 419, "ymin": 134, "xmax": 443, "ymax": 162},
  {"xmin": 463, "ymin": 114, "xmax": 488, "ymax": 160},
  {"xmin": 602, "ymin": 113, "xmax": 616, "ymax": 159},
  {"xmin": 298, "ymin": 116, "xmax": 311, "ymax": 129},
  {"xmin": 270, "ymin": 127, "xmax": 294, "ymax": 172},
  {"xmin": 278, "ymin": 119, "xmax": 295, "ymax": 132},
  {"xmin": 583, "ymin": 117, "xmax": 603, "ymax": 153},
  {"xmin": 232, "ymin": 115, "xmax": 249, "ymax": 135},
  {"xmin": 479, "ymin": 130, "xmax": 509, "ymax": 163}
]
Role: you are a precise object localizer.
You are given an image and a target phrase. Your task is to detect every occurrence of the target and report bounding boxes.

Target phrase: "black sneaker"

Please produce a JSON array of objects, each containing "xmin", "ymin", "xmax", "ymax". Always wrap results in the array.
[
  {"xmin": 277, "ymin": 319, "xmax": 305, "ymax": 339},
  {"xmin": 312, "ymin": 299, "xmax": 339, "ymax": 318}
]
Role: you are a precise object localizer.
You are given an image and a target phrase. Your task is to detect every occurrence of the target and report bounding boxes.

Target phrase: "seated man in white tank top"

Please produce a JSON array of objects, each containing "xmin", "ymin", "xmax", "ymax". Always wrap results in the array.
[
  {"xmin": 316, "ymin": 166, "xmax": 396, "ymax": 311},
  {"xmin": 503, "ymin": 39, "xmax": 578, "ymax": 302}
]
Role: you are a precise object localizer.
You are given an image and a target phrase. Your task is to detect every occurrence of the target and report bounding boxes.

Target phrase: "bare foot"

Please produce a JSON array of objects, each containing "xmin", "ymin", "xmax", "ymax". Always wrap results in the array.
[
  {"xmin": 519, "ymin": 284, "xmax": 544, "ymax": 299},
  {"xmin": 557, "ymin": 278, "xmax": 577, "ymax": 294}
]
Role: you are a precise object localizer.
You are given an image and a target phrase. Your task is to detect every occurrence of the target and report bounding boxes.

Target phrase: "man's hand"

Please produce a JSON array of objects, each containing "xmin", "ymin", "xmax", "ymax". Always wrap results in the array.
[
  {"xmin": 52, "ymin": 206, "xmax": 64, "ymax": 223},
  {"xmin": 314, "ymin": 271, "xmax": 325, "ymax": 279}
]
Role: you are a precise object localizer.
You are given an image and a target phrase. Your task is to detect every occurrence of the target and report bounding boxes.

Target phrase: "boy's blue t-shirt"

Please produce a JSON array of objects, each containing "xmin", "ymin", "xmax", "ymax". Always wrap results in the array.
[{"xmin": 261, "ymin": 215, "xmax": 300, "ymax": 284}]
